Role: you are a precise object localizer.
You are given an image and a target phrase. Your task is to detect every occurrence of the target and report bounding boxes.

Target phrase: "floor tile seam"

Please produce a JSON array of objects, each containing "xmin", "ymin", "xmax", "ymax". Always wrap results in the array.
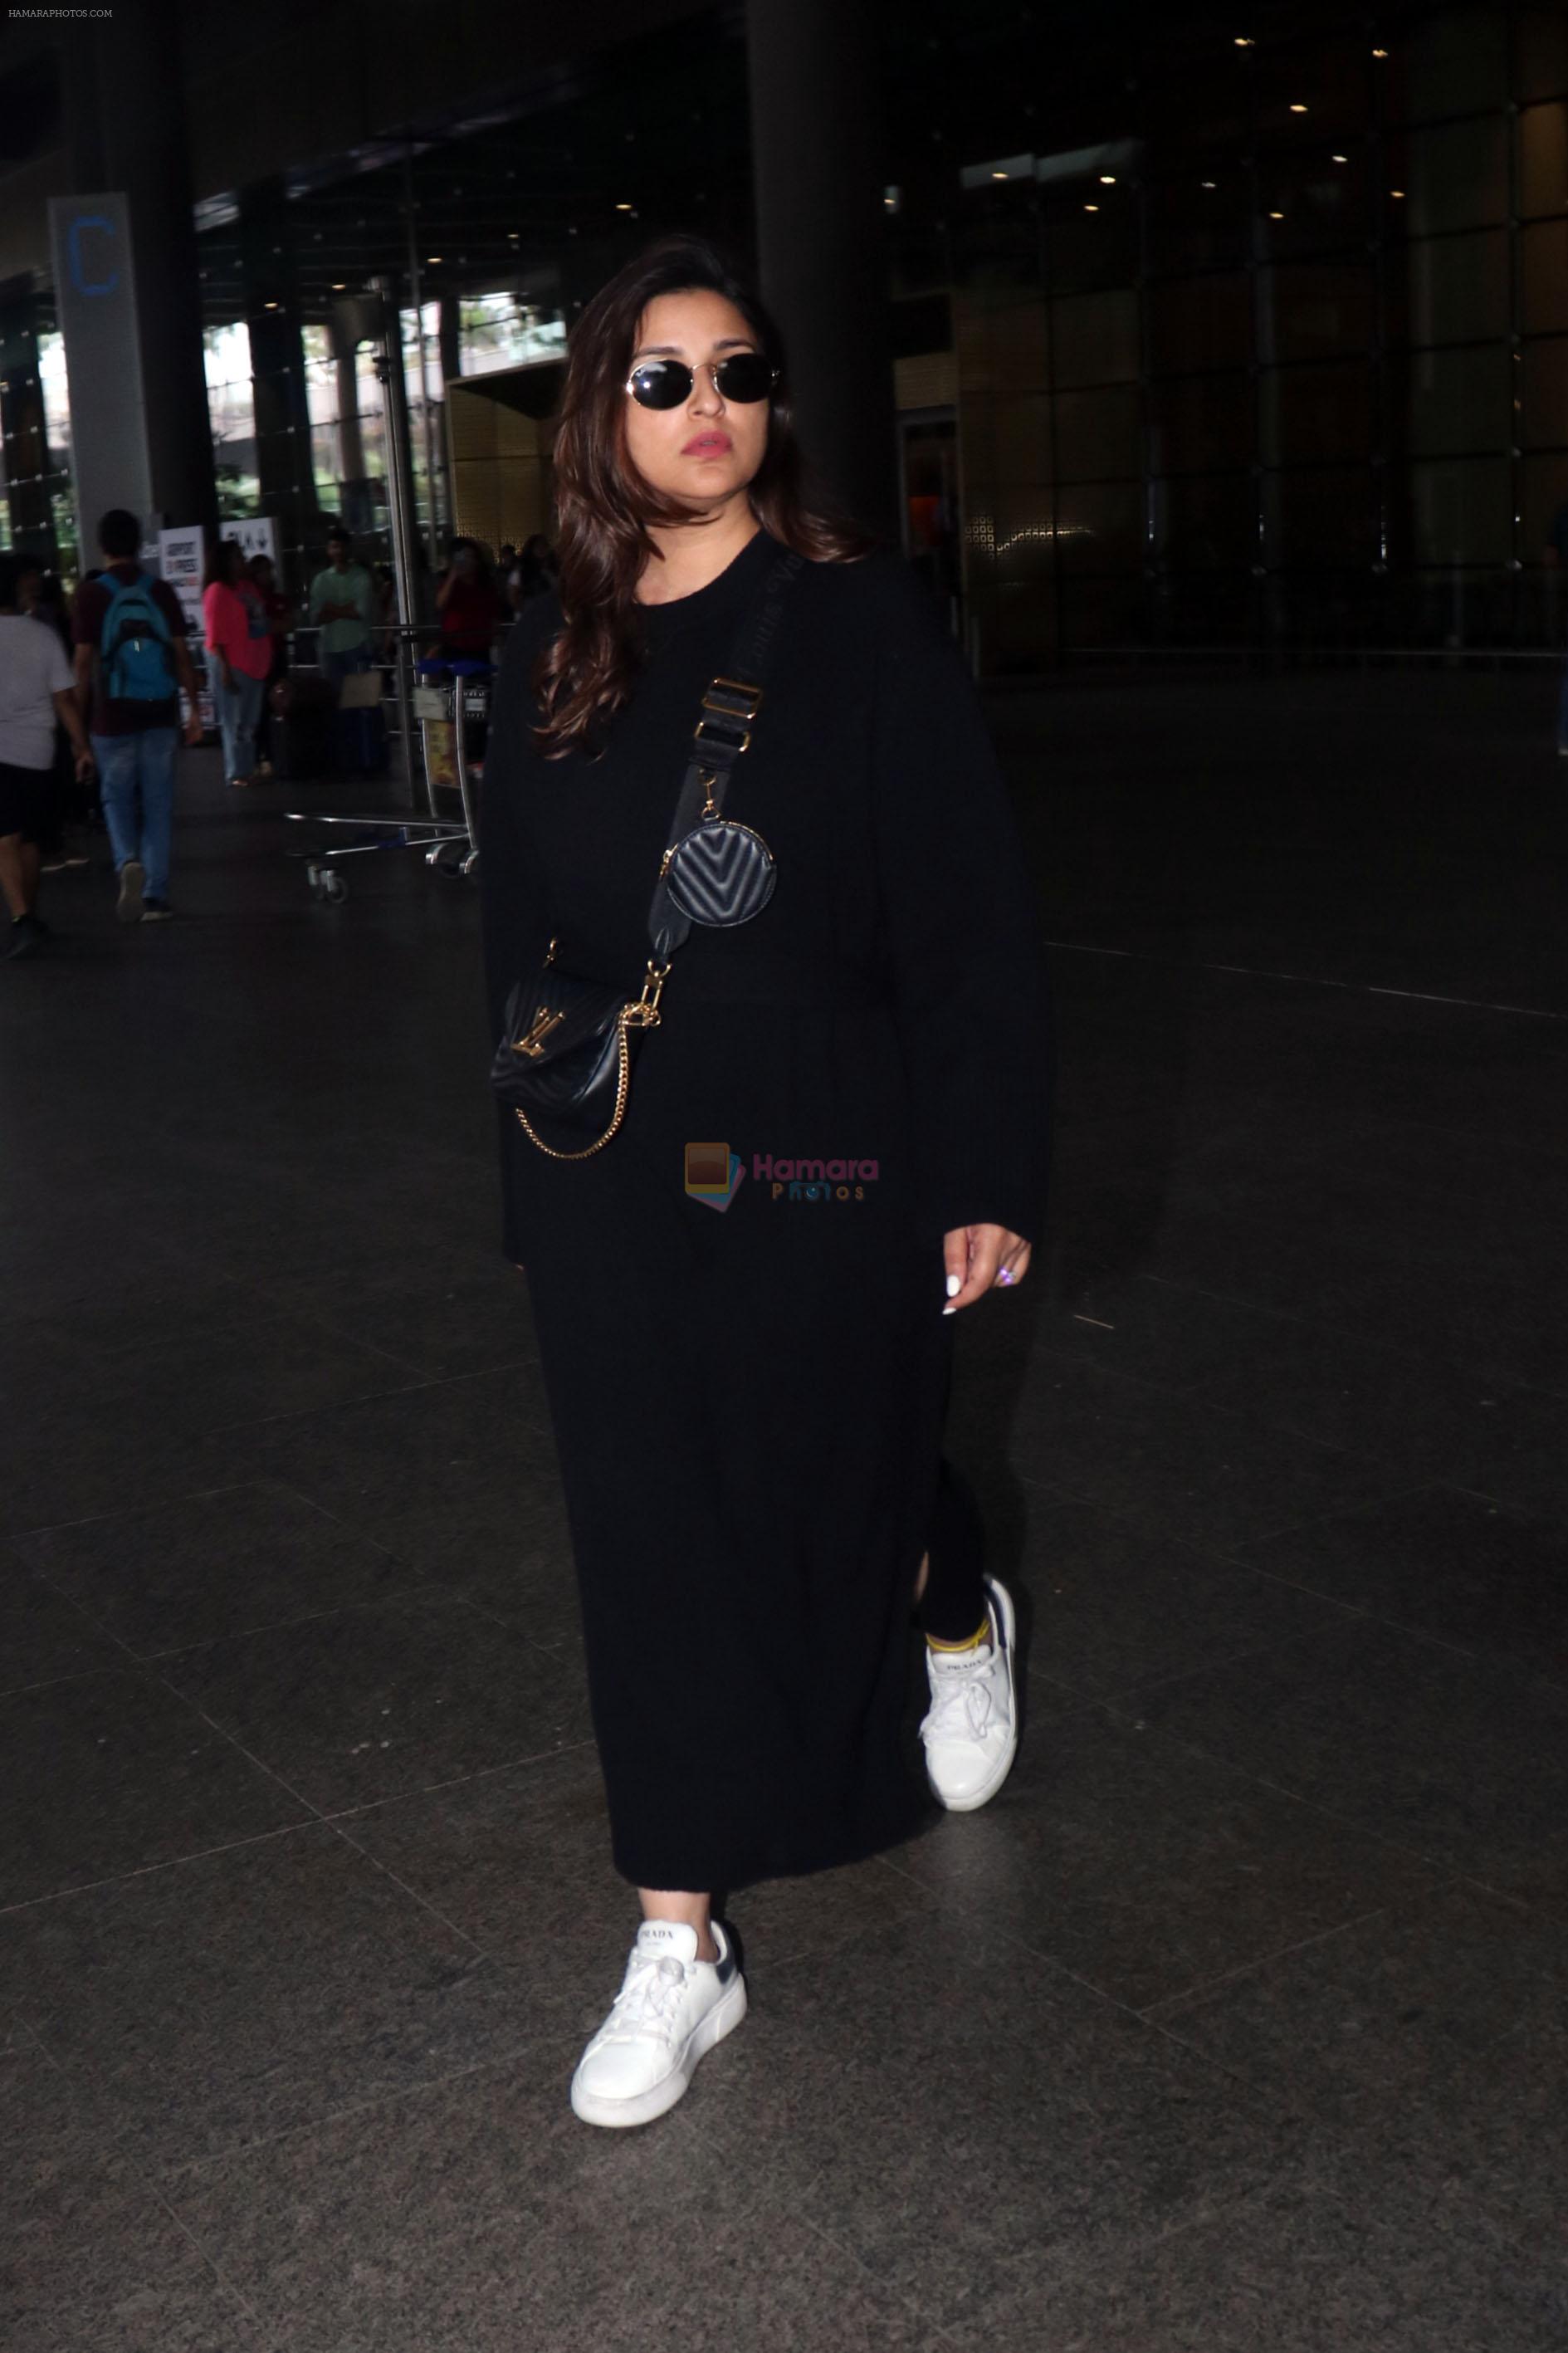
[
  {"xmin": 6, "ymin": 1555, "xmax": 164, "ymax": 1685},
  {"xmin": 187, "ymin": 1352, "xmax": 560, "ymax": 1441},
  {"xmin": 9, "ymin": 2006, "xmax": 63, "ymax": 2072},
  {"xmin": 786, "ymin": 2209, "xmax": 966, "ymax": 2346},
  {"xmin": 0, "ymin": 1817, "xmax": 325, "ymax": 1922},
  {"xmin": 1120, "ymin": 1541, "xmax": 1568, "ymax": 1700},
  {"xmin": 1017, "ymin": 1587, "xmax": 1377, "ymax": 1713},
  {"xmin": 129, "ymin": 1576, "xmax": 493, "ymax": 1667},
  {"xmin": 1135, "ymin": 1902, "xmax": 1411, "ymax": 2025},
  {"xmin": 1089, "ymin": 1694, "xmax": 1520, "ymax": 1881},
  {"xmin": 9, "ymin": 1477, "xmax": 295, "ymax": 1545},
  {"xmin": 1136, "ymin": 1268, "xmax": 1544, "ymax": 1387},
  {"xmin": 1014, "ymin": 1383, "xmax": 1411, "ymax": 1493},
  {"xmin": 1038, "ymin": 942, "xmax": 1568, "ymax": 1028},
  {"xmin": 306, "ymin": 1734, "xmax": 603, "ymax": 1831},
  {"xmin": 11, "ymin": 1479, "xmax": 280, "ymax": 1551},
  {"xmin": 723, "ymin": 1885, "xmax": 947, "ymax": 1982},
  {"xmin": 799, "ymin": 2123, "xmax": 1309, "ymax": 2307},
  {"xmin": 1006, "ymin": 1477, "xmax": 1384, "ymax": 1599},
  {"xmin": 142, "ymin": 1660, "xmax": 327, "ymax": 1823},
  {"xmin": 859, "ymin": 1861, "xmax": 1174, "ymax": 2031},
  {"xmin": 444, "ymin": 1586, "xmax": 583, "ymax": 1659},
  {"xmin": 1448, "ymin": 1858, "xmax": 1568, "ymax": 1920},
  {"xmin": 194, "ymin": 1362, "xmax": 474, "ymax": 1441},
  {"xmin": 138, "ymin": 2183, "xmax": 292, "ymax": 2353},
  {"xmin": 312, "ymin": 1736, "xmax": 601, "ymax": 1829},
  {"xmin": 1228, "ymin": 1475, "xmax": 1459, "ymax": 1552},
  {"xmin": 319, "ymin": 1817, "xmax": 490, "ymax": 1956},
  {"xmin": 72, "ymin": 1306, "xmax": 335, "ymax": 1365},
  {"xmin": 155, "ymin": 2033, "xmax": 558, "ymax": 2184},
  {"xmin": 1136, "ymin": 1593, "xmax": 1568, "ymax": 1715},
  {"xmin": 1243, "ymin": 1465, "xmax": 1568, "ymax": 1552},
  {"xmin": 242, "ymin": 1303, "xmax": 468, "ymax": 1387}
]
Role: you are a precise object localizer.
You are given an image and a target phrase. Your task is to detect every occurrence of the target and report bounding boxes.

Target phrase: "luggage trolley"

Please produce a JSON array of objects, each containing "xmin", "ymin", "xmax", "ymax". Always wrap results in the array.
[{"xmin": 286, "ymin": 646, "xmax": 495, "ymax": 904}]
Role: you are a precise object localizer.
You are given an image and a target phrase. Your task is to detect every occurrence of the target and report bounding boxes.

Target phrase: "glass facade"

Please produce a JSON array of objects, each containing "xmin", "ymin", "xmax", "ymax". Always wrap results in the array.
[
  {"xmin": 2, "ymin": 0, "xmax": 1559, "ymax": 651},
  {"xmin": 952, "ymin": 11, "xmax": 1568, "ymax": 667}
]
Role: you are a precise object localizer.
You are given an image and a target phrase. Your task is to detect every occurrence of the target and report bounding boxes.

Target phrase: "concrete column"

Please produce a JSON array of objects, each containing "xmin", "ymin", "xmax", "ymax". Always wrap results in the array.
[
  {"xmin": 745, "ymin": 0, "xmax": 899, "ymax": 539},
  {"xmin": 76, "ymin": 0, "xmax": 216, "ymax": 536},
  {"xmin": 240, "ymin": 183, "xmax": 318, "ymax": 593}
]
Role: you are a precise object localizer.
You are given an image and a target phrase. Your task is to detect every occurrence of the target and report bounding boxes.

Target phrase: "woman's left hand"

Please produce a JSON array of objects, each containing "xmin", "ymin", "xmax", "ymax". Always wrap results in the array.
[{"xmin": 941, "ymin": 1223, "xmax": 1031, "ymax": 1313}]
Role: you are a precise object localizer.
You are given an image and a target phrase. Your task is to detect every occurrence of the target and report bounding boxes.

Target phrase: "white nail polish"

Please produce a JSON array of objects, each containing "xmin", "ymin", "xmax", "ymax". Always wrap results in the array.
[
  {"xmin": 945, "ymin": 1274, "xmax": 961, "ymax": 1298},
  {"xmin": 942, "ymin": 1303, "xmax": 955, "ymax": 1315}
]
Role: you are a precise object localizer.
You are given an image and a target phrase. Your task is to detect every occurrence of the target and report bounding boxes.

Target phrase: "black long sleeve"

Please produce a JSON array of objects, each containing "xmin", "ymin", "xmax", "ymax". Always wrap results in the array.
[
  {"xmin": 867, "ymin": 562, "xmax": 1053, "ymax": 1248},
  {"xmin": 477, "ymin": 602, "xmax": 559, "ymax": 1262}
]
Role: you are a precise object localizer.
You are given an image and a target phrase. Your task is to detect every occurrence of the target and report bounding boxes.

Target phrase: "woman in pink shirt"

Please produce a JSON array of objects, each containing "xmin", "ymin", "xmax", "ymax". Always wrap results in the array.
[{"xmin": 202, "ymin": 539, "xmax": 272, "ymax": 788}]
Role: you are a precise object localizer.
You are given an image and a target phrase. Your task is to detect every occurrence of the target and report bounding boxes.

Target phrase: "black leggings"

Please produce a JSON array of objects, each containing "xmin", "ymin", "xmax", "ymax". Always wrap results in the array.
[{"xmin": 917, "ymin": 1455, "xmax": 989, "ymax": 1642}]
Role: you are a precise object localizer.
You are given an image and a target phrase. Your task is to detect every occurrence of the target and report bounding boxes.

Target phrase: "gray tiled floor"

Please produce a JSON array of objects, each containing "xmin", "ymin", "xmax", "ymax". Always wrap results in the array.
[{"xmin": 4, "ymin": 672, "xmax": 1566, "ymax": 2347}]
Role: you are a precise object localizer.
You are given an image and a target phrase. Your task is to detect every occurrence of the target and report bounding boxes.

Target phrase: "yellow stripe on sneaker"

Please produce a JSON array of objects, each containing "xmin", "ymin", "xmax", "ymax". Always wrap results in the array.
[{"xmin": 926, "ymin": 1610, "xmax": 992, "ymax": 1654}]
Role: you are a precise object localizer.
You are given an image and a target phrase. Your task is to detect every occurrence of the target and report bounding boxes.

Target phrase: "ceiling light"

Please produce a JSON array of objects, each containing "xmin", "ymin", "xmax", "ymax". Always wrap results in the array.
[
  {"xmin": 1390, "ymin": 188, "xmax": 1404, "ymax": 198},
  {"xmin": 331, "ymin": 281, "xmax": 346, "ymax": 291},
  {"xmin": 1099, "ymin": 174, "xmax": 1116, "ymax": 184},
  {"xmin": 1331, "ymin": 153, "xmax": 1348, "ymax": 164},
  {"xmin": 615, "ymin": 203, "xmax": 634, "ymax": 212},
  {"xmin": 264, "ymin": 300, "xmax": 279, "ymax": 310},
  {"xmin": 1084, "ymin": 203, "xmax": 1099, "ymax": 212},
  {"xmin": 1202, "ymin": 179, "xmax": 1217, "ymax": 188},
  {"xmin": 1234, "ymin": 35, "xmax": 1254, "ymax": 46},
  {"xmin": 1372, "ymin": 46, "xmax": 1388, "ymax": 59},
  {"xmin": 426, "ymin": 254, "xmax": 442, "ymax": 262},
  {"xmin": 991, "ymin": 169, "xmax": 1008, "ymax": 180},
  {"xmin": 1269, "ymin": 210, "xmax": 1284, "ymax": 219}
]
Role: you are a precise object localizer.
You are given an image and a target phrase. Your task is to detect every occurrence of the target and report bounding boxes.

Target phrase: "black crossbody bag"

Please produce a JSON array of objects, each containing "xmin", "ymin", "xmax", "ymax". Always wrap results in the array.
[{"xmin": 491, "ymin": 544, "xmax": 804, "ymax": 1161}]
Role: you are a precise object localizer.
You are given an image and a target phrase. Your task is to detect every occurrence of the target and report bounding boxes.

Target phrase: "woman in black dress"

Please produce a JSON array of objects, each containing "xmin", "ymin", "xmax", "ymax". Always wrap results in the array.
[{"xmin": 479, "ymin": 238, "xmax": 1050, "ymax": 2130}]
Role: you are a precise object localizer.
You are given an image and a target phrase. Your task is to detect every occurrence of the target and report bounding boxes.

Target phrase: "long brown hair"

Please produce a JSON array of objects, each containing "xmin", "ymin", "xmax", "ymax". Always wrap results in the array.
[{"xmin": 535, "ymin": 236, "xmax": 869, "ymax": 759}]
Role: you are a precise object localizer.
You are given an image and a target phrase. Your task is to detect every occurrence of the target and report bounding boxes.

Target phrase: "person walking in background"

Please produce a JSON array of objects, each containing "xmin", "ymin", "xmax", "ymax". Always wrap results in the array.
[
  {"xmin": 247, "ymin": 550, "xmax": 291, "ymax": 780},
  {"xmin": 435, "ymin": 536, "xmax": 502, "ymax": 659},
  {"xmin": 0, "ymin": 551, "xmax": 95, "ymax": 956},
  {"xmin": 506, "ymin": 531, "xmax": 557, "ymax": 612},
  {"xmin": 308, "ymin": 526, "xmax": 381, "ymax": 774},
  {"xmin": 203, "ymin": 540, "xmax": 272, "ymax": 790},
  {"xmin": 16, "ymin": 559, "xmax": 90, "ymax": 874},
  {"xmin": 72, "ymin": 507, "xmax": 202, "ymax": 925}
]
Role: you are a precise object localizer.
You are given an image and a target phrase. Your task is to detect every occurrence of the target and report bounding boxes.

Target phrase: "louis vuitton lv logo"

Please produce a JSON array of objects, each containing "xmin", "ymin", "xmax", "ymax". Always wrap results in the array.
[{"xmin": 512, "ymin": 1005, "xmax": 565, "ymax": 1058}]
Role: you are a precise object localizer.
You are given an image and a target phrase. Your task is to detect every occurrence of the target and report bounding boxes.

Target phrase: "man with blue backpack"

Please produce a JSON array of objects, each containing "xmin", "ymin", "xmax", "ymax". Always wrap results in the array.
[{"xmin": 71, "ymin": 508, "xmax": 202, "ymax": 923}]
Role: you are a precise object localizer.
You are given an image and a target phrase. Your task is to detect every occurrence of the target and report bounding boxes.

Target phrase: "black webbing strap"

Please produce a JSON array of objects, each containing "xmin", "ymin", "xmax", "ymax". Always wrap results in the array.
[{"xmin": 646, "ymin": 544, "xmax": 805, "ymax": 966}]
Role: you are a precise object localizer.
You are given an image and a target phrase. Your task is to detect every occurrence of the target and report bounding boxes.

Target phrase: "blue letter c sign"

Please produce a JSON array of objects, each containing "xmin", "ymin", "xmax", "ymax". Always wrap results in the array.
[{"xmin": 68, "ymin": 214, "xmax": 120, "ymax": 297}]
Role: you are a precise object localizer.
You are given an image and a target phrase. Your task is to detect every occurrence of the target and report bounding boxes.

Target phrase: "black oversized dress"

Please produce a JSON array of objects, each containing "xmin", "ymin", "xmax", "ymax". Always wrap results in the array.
[{"xmin": 479, "ymin": 526, "xmax": 1050, "ymax": 1893}]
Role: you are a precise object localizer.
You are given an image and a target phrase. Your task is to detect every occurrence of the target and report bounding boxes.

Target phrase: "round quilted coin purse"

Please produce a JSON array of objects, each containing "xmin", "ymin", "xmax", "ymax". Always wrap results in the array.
[{"xmin": 662, "ymin": 812, "xmax": 778, "ymax": 927}]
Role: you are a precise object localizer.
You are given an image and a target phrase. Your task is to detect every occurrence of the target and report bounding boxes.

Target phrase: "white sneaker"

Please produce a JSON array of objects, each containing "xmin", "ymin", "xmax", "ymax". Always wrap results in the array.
[
  {"xmin": 919, "ymin": 1576, "xmax": 1019, "ymax": 1812},
  {"xmin": 569, "ymin": 1919, "xmax": 747, "ymax": 2130}
]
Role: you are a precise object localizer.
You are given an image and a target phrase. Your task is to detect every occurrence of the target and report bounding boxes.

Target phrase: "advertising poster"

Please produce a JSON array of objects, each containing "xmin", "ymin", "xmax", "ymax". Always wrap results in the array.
[
  {"xmin": 158, "ymin": 524, "xmax": 214, "ymax": 730},
  {"xmin": 221, "ymin": 516, "xmax": 278, "ymax": 570}
]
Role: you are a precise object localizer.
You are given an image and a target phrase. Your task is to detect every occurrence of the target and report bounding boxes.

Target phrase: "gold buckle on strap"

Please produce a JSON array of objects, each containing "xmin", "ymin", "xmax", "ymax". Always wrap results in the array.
[{"xmin": 703, "ymin": 675, "xmax": 764, "ymax": 721}]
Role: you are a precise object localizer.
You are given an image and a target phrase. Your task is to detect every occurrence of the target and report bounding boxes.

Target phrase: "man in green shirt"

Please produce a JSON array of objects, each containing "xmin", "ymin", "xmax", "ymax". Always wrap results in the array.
[{"xmin": 307, "ymin": 526, "xmax": 383, "ymax": 774}]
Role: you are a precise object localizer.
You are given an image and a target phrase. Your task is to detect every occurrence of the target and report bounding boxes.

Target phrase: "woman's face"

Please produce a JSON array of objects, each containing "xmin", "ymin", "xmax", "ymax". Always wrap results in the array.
[{"xmin": 621, "ymin": 287, "xmax": 770, "ymax": 516}]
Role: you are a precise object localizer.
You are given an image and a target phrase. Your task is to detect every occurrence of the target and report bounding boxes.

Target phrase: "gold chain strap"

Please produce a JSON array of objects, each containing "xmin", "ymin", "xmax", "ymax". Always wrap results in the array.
[{"xmin": 511, "ymin": 961, "xmax": 669, "ymax": 1160}]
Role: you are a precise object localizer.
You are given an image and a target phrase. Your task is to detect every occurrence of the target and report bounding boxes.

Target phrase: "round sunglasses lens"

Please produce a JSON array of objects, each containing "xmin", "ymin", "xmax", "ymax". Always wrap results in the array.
[
  {"xmin": 629, "ymin": 361, "xmax": 691, "ymax": 409},
  {"xmin": 715, "ymin": 353, "xmax": 774, "ymax": 403}
]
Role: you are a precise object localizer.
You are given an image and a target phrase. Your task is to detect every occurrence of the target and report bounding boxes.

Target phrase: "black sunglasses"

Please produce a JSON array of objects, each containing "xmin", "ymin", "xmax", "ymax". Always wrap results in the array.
[{"xmin": 624, "ymin": 352, "xmax": 778, "ymax": 410}]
